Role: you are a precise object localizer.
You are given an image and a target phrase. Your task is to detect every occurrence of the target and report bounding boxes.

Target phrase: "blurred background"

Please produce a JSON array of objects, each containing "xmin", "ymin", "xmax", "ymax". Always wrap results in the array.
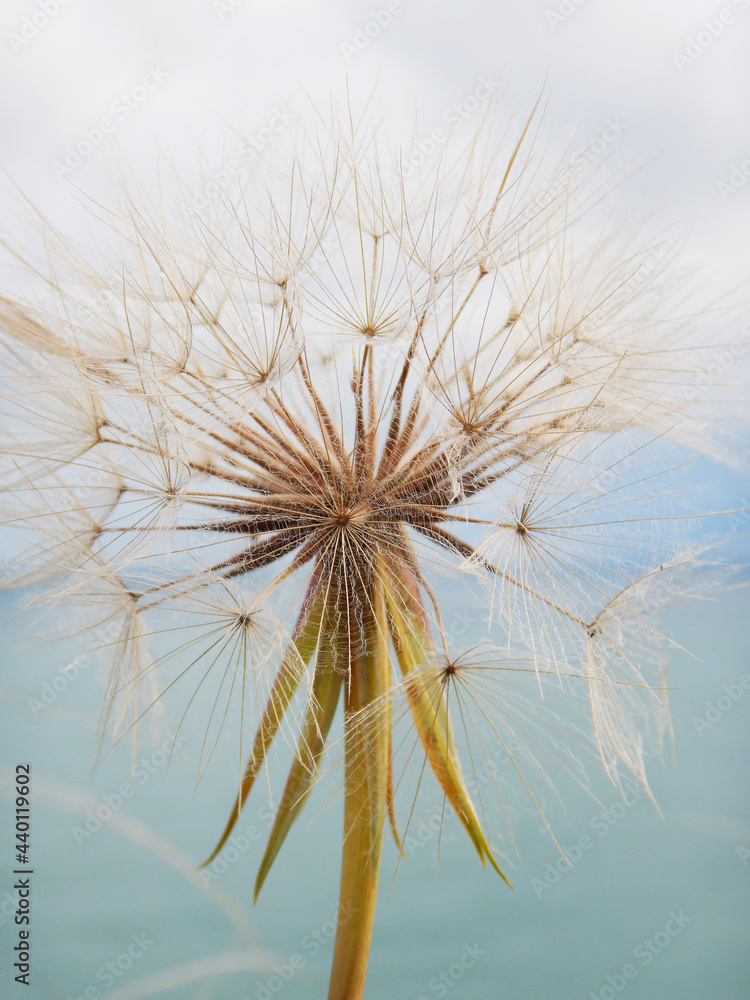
[{"xmin": 0, "ymin": 2, "xmax": 749, "ymax": 998}]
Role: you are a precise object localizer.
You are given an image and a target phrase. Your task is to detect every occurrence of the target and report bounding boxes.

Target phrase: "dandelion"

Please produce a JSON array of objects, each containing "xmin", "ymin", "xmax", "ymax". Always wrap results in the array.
[{"xmin": 0, "ymin": 97, "xmax": 736, "ymax": 998}]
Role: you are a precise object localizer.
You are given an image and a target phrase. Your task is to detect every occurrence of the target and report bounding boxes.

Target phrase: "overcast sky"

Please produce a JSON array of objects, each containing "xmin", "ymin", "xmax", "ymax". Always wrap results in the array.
[
  {"xmin": 1, "ymin": 0, "xmax": 750, "ymax": 286},
  {"xmin": 0, "ymin": 0, "xmax": 747, "ymax": 423}
]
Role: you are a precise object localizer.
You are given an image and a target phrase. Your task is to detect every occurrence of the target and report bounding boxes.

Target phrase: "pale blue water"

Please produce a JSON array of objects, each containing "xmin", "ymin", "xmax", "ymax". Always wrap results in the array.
[{"xmin": 1, "ymin": 586, "xmax": 748, "ymax": 1000}]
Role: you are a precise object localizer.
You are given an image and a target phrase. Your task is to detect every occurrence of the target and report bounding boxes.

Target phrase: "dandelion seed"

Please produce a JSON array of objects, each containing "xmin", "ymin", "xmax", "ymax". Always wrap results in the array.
[{"xmin": 0, "ymin": 96, "xmax": 737, "ymax": 1000}]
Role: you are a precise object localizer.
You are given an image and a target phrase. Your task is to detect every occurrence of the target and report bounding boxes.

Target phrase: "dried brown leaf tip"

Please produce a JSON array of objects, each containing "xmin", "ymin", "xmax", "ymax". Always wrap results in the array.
[{"xmin": 0, "ymin": 97, "xmax": 736, "ymax": 998}]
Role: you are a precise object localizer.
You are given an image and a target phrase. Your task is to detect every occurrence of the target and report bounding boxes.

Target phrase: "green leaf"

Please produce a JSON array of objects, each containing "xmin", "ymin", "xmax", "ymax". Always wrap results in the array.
[
  {"xmin": 382, "ymin": 553, "xmax": 512, "ymax": 887},
  {"xmin": 200, "ymin": 566, "xmax": 328, "ymax": 868},
  {"xmin": 254, "ymin": 659, "xmax": 342, "ymax": 901}
]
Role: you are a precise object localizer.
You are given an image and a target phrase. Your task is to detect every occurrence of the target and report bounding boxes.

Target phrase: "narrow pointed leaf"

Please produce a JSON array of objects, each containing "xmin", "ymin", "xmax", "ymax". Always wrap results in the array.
[
  {"xmin": 386, "ymin": 727, "xmax": 404, "ymax": 856},
  {"xmin": 254, "ymin": 660, "xmax": 342, "ymax": 901},
  {"xmin": 201, "ymin": 568, "xmax": 327, "ymax": 867},
  {"xmin": 383, "ymin": 554, "xmax": 512, "ymax": 886}
]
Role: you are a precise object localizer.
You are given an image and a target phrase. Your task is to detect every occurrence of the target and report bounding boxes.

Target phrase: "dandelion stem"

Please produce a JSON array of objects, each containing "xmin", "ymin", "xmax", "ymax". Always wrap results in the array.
[{"xmin": 328, "ymin": 566, "xmax": 390, "ymax": 1000}]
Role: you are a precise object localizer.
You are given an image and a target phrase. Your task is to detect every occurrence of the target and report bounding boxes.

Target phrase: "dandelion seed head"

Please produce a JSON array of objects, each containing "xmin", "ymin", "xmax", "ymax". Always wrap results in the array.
[{"xmin": 0, "ymin": 97, "xmax": 737, "ymax": 923}]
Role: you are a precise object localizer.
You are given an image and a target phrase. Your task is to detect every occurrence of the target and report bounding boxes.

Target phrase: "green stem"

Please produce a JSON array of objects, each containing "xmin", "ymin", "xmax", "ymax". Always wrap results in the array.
[{"xmin": 328, "ymin": 566, "xmax": 390, "ymax": 1000}]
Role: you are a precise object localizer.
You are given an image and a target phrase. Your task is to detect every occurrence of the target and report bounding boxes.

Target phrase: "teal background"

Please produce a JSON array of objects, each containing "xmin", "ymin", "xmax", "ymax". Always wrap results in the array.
[
  {"xmin": 1, "ymin": 582, "xmax": 748, "ymax": 1000},
  {"xmin": 1, "ymin": 0, "xmax": 749, "ymax": 996}
]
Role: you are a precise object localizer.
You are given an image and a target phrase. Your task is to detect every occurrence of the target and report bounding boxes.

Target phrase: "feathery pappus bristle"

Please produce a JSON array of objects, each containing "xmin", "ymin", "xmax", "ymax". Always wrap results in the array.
[{"xmin": 0, "ymin": 94, "xmax": 740, "ymax": 1000}]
